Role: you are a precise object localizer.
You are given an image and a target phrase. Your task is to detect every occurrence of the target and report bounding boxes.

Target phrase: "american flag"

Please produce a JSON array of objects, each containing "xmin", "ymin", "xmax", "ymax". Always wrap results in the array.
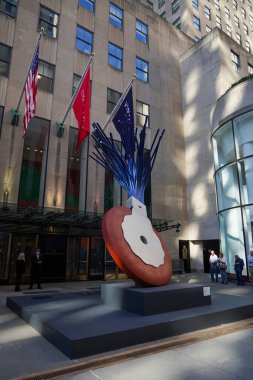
[{"xmin": 23, "ymin": 42, "xmax": 39, "ymax": 136}]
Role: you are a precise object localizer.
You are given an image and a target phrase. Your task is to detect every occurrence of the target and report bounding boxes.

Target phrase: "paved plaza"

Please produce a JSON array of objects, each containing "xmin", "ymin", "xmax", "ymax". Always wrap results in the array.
[{"xmin": 1, "ymin": 273, "xmax": 253, "ymax": 380}]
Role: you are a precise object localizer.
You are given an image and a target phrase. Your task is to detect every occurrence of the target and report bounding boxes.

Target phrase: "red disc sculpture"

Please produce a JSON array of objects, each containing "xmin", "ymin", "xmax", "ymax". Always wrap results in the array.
[{"xmin": 90, "ymin": 86, "xmax": 174, "ymax": 287}]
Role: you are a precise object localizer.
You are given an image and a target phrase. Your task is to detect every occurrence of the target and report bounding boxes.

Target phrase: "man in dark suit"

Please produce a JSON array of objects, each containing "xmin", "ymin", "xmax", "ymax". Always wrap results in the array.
[{"xmin": 29, "ymin": 248, "xmax": 44, "ymax": 289}]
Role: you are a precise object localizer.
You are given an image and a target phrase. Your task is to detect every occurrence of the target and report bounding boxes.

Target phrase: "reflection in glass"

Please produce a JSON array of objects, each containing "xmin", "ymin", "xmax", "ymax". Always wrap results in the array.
[
  {"xmin": 238, "ymin": 158, "xmax": 253, "ymax": 205},
  {"xmin": 219, "ymin": 208, "xmax": 246, "ymax": 275},
  {"xmin": 242, "ymin": 206, "xmax": 253, "ymax": 258},
  {"xmin": 65, "ymin": 128, "xmax": 81, "ymax": 212},
  {"xmin": 212, "ymin": 121, "xmax": 235, "ymax": 169},
  {"xmin": 90, "ymin": 237, "xmax": 104, "ymax": 276},
  {"xmin": 18, "ymin": 118, "xmax": 49, "ymax": 208},
  {"xmin": 215, "ymin": 163, "xmax": 240, "ymax": 210},
  {"xmin": 234, "ymin": 111, "xmax": 253, "ymax": 159}
]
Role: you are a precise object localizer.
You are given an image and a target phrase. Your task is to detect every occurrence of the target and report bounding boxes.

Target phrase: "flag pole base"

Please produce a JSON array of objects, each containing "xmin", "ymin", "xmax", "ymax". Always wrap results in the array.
[
  {"xmin": 11, "ymin": 109, "xmax": 20, "ymax": 126},
  {"xmin": 56, "ymin": 122, "xmax": 64, "ymax": 138}
]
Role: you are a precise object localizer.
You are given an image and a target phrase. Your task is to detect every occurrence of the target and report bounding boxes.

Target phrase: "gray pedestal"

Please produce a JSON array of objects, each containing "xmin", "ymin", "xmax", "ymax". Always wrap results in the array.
[{"xmin": 101, "ymin": 281, "xmax": 211, "ymax": 315}]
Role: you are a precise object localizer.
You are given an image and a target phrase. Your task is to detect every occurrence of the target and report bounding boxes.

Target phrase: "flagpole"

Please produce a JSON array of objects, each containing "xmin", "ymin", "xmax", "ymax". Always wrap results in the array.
[
  {"xmin": 59, "ymin": 52, "xmax": 95, "ymax": 126},
  {"xmin": 14, "ymin": 28, "xmax": 44, "ymax": 113},
  {"xmin": 102, "ymin": 74, "xmax": 136, "ymax": 131}
]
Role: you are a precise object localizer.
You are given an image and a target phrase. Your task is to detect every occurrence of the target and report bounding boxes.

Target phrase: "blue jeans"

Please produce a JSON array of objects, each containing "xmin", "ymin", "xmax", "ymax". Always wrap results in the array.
[
  {"xmin": 220, "ymin": 269, "xmax": 227, "ymax": 283},
  {"xmin": 235, "ymin": 269, "xmax": 243, "ymax": 285},
  {"xmin": 210, "ymin": 264, "xmax": 218, "ymax": 282}
]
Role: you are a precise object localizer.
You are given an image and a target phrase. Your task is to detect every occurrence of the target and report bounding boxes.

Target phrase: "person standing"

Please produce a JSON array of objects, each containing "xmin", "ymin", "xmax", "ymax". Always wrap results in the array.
[
  {"xmin": 218, "ymin": 252, "xmax": 228, "ymax": 284},
  {"xmin": 15, "ymin": 252, "xmax": 26, "ymax": 292},
  {"xmin": 29, "ymin": 248, "xmax": 44, "ymax": 289},
  {"xmin": 247, "ymin": 248, "xmax": 253, "ymax": 285},
  {"xmin": 234, "ymin": 255, "xmax": 244, "ymax": 286},
  {"xmin": 209, "ymin": 250, "xmax": 219, "ymax": 283}
]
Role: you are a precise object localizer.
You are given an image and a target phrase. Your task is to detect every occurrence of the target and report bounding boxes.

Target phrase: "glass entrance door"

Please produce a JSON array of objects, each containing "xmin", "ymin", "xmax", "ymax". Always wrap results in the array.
[
  {"xmin": 10, "ymin": 234, "xmax": 37, "ymax": 284},
  {"xmin": 89, "ymin": 237, "xmax": 105, "ymax": 280}
]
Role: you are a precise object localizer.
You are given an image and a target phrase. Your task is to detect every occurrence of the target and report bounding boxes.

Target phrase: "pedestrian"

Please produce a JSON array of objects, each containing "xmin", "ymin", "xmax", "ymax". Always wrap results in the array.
[
  {"xmin": 247, "ymin": 248, "xmax": 253, "ymax": 285},
  {"xmin": 15, "ymin": 252, "xmax": 26, "ymax": 292},
  {"xmin": 234, "ymin": 255, "xmax": 244, "ymax": 286},
  {"xmin": 218, "ymin": 252, "xmax": 228, "ymax": 284},
  {"xmin": 209, "ymin": 250, "xmax": 219, "ymax": 283},
  {"xmin": 29, "ymin": 248, "xmax": 44, "ymax": 289}
]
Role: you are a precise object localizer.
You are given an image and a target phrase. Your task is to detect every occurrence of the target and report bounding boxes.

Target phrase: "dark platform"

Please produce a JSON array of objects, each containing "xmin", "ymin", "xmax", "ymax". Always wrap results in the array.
[
  {"xmin": 6, "ymin": 280, "xmax": 253, "ymax": 359},
  {"xmin": 101, "ymin": 281, "xmax": 211, "ymax": 315}
]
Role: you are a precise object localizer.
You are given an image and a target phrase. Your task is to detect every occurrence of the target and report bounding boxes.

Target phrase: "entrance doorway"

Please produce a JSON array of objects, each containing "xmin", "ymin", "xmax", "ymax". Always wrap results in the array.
[
  {"xmin": 40, "ymin": 235, "xmax": 67, "ymax": 282},
  {"xmin": 179, "ymin": 240, "xmax": 191, "ymax": 273},
  {"xmin": 202, "ymin": 240, "xmax": 220, "ymax": 273},
  {"xmin": 11, "ymin": 234, "xmax": 37, "ymax": 284}
]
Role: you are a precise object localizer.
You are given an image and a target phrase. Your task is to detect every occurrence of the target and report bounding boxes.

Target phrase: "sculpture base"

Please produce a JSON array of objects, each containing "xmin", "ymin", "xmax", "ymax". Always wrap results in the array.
[{"xmin": 101, "ymin": 281, "xmax": 211, "ymax": 315}]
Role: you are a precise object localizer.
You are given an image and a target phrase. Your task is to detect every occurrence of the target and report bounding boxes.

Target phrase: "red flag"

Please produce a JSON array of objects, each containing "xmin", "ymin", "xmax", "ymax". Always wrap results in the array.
[
  {"xmin": 23, "ymin": 42, "xmax": 39, "ymax": 136},
  {"xmin": 73, "ymin": 66, "xmax": 91, "ymax": 149}
]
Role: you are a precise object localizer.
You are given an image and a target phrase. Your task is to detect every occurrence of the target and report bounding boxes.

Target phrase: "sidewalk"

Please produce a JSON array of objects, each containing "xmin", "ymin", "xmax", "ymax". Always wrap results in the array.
[{"xmin": 1, "ymin": 273, "xmax": 253, "ymax": 380}]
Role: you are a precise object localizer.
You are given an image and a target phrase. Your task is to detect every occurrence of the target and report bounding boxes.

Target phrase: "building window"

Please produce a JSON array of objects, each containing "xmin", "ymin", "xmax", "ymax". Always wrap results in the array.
[
  {"xmin": 206, "ymin": 25, "xmax": 212, "ymax": 34},
  {"xmin": 248, "ymin": 63, "xmax": 253, "ymax": 74},
  {"xmin": 158, "ymin": 0, "xmax": 165, "ymax": 8},
  {"xmin": 38, "ymin": 60, "xmax": 55, "ymax": 93},
  {"xmin": 236, "ymin": 32, "xmax": 242, "ymax": 44},
  {"xmin": 233, "ymin": 0, "xmax": 238, "ymax": 9},
  {"xmin": 234, "ymin": 15, "xmax": 240, "ymax": 27},
  {"xmin": 76, "ymin": 26, "xmax": 93, "ymax": 55},
  {"xmin": 173, "ymin": 17, "xmax": 181, "ymax": 29},
  {"xmin": 248, "ymin": 0, "xmax": 252, "ymax": 10},
  {"xmin": 204, "ymin": 6, "xmax": 211, "ymax": 20},
  {"xmin": 107, "ymin": 88, "xmax": 121, "ymax": 114},
  {"xmin": 216, "ymin": 15, "xmax": 222, "ymax": 28},
  {"xmin": 136, "ymin": 19, "xmax": 148, "ymax": 44},
  {"xmin": 108, "ymin": 42, "xmax": 123, "ymax": 70},
  {"xmin": 147, "ymin": 1, "xmax": 153, "ymax": 10},
  {"xmin": 215, "ymin": 0, "xmax": 220, "ymax": 11},
  {"xmin": 0, "ymin": 43, "xmax": 11, "ymax": 77},
  {"xmin": 109, "ymin": 3, "xmax": 123, "ymax": 30},
  {"xmin": 243, "ymin": 23, "xmax": 249, "ymax": 34},
  {"xmin": 192, "ymin": 0, "xmax": 198, "ymax": 9},
  {"xmin": 224, "ymin": 6, "xmax": 230, "ymax": 19},
  {"xmin": 241, "ymin": 7, "xmax": 246, "ymax": 18},
  {"xmin": 136, "ymin": 101, "xmax": 149, "ymax": 128},
  {"xmin": 79, "ymin": 0, "xmax": 95, "ymax": 12},
  {"xmin": 65, "ymin": 127, "xmax": 81, "ymax": 212},
  {"xmin": 194, "ymin": 36, "xmax": 200, "ymax": 42},
  {"xmin": 231, "ymin": 50, "xmax": 240, "ymax": 71},
  {"xmin": 73, "ymin": 74, "xmax": 81, "ymax": 95},
  {"xmin": 0, "ymin": 0, "xmax": 17, "ymax": 17},
  {"xmin": 246, "ymin": 40, "xmax": 250, "ymax": 51},
  {"xmin": 193, "ymin": 15, "xmax": 201, "ymax": 31},
  {"xmin": 0, "ymin": 106, "xmax": 3, "ymax": 138},
  {"xmin": 38, "ymin": 5, "xmax": 58, "ymax": 38},
  {"xmin": 136, "ymin": 57, "xmax": 148, "ymax": 82},
  {"xmin": 172, "ymin": 0, "xmax": 180, "ymax": 14},
  {"xmin": 226, "ymin": 24, "xmax": 232, "ymax": 37},
  {"xmin": 18, "ymin": 117, "xmax": 50, "ymax": 208},
  {"xmin": 160, "ymin": 11, "xmax": 166, "ymax": 19},
  {"xmin": 250, "ymin": 15, "xmax": 253, "ymax": 24}
]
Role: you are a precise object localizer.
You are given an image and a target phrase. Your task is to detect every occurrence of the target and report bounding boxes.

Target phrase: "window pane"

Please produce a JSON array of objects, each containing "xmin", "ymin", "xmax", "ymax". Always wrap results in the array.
[
  {"xmin": 219, "ymin": 208, "xmax": 246, "ymax": 274},
  {"xmin": 18, "ymin": 118, "xmax": 50, "ymax": 208},
  {"xmin": 79, "ymin": 0, "xmax": 95, "ymax": 12},
  {"xmin": 0, "ymin": 0, "xmax": 17, "ymax": 17},
  {"xmin": 39, "ymin": 6, "xmax": 58, "ymax": 38},
  {"xmin": 107, "ymin": 88, "xmax": 121, "ymax": 114},
  {"xmin": 234, "ymin": 111, "xmax": 253, "ymax": 159},
  {"xmin": 136, "ymin": 19, "xmax": 148, "ymax": 44},
  {"xmin": 76, "ymin": 26, "xmax": 93, "ymax": 54},
  {"xmin": 242, "ymin": 206, "xmax": 253, "ymax": 263},
  {"xmin": 216, "ymin": 163, "xmax": 240, "ymax": 210},
  {"xmin": 238, "ymin": 158, "xmax": 253, "ymax": 205},
  {"xmin": 212, "ymin": 121, "xmax": 235, "ymax": 169},
  {"xmin": 109, "ymin": 3, "xmax": 123, "ymax": 29},
  {"xmin": 38, "ymin": 60, "xmax": 55, "ymax": 93},
  {"xmin": 65, "ymin": 128, "xmax": 81, "ymax": 212},
  {"xmin": 0, "ymin": 105, "xmax": 3, "ymax": 137}
]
